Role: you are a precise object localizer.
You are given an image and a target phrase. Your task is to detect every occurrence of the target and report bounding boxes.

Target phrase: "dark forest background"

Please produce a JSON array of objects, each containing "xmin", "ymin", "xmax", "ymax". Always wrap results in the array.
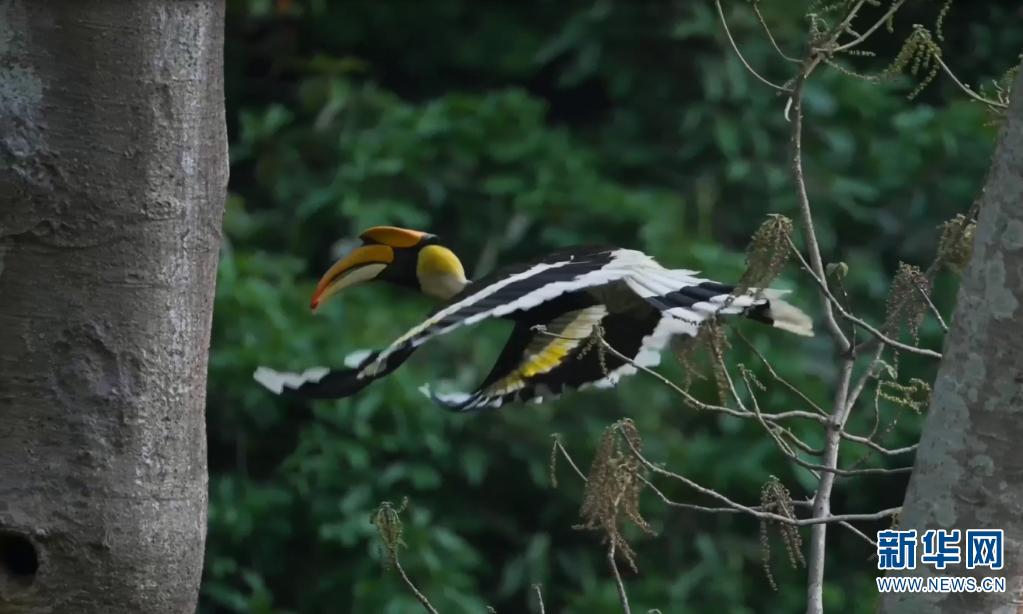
[{"xmin": 204, "ymin": 1, "xmax": 1022, "ymax": 612}]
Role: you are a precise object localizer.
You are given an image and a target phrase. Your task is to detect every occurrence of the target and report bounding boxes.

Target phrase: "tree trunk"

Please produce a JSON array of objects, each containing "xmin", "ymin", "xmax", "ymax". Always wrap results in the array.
[
  {"xmin": 0, "ymin": 2, "xmax": 226, "ymax": 613},
  {"xmin": 878, "ymin": 70, "xmax": 1023, "ymax": 612}
]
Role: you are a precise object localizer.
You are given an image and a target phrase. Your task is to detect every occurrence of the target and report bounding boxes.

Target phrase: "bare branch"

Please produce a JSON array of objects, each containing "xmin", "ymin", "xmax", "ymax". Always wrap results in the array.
[
  {"xmin": 623, "ymin": 433, "xmax": 900, "ymax": 527},
  {"xmin": 741, "ymin": 364, "xmax": 910, "ymax": 476},
  {"xmin": 597, "ymin": 337, "xmax": 827, "ymax": 423},
  {"xmin": 642, "ymin": 474, "xmax": 814, "ymax": 515},
  {"xmin": 533, "ymin": 327, "xmax": 826, "ymax": 424},
  {"xmin": 839, "ymin": 520, "xmax": 878, "ymax": 548},
  {"xmin": 833, "ymin": 0, "xmax": 908, "ymax": 52},
  {"xmin": 751, "ymin": 1, "xmax": 800, "ymax": 63},
  {"xmin": 559, "ymin": 442, "xmax": 815, "ymax": 517},
  {"xmin": 551, "ymin": 435, "xmax": 589, "ymax": 483},
  {"xmin": 845, "ymin": 344, "xmax": 886, "ymax": 413},
  {"xmin": 804, "ymin": 358, "xmax": 855, "ymax": 614},
  {"xmin": 715, "ymin": 0, "xmax": 791, "ymax": 92},
  {"xmin": 736, "ymin": 329, "xmax": 828, "ymax": 416},
  {"xmin": 783, "ymin": 21, "xmax": 884, "ymax": 603},
  {"xmin": 914, "ymin": 281, "xmax": 949, "ymax": 332},
  {"xmin": 547, "ymin": 329, "xmax": 912, "ymax": 460},
  {"xmin": 788, "ymin": 73, "xmax": 852, "ymax": 352},
  {"xmin": 841, "ymin": 432, "xmax": 918, "ymax": 457},
  {"xmin": 934, "ymin": 54, "xmax": 1010, "ymax": 110},
  {"xmin": 774, "ymin": 423, "xmax": 824, "ymax": 456},
  {"xmin": 608, "ymin": 540, "xmax": 632, "ymax": 614},
  {"xmin": 792, "ymin": 455, "xmax": 911, "ymax": 476},
  {"xmin": 739, "ymin": 365, "xmax": 823, "ymax": 478},
  {"xmin": 533, "ymin": 584, "xmax": 546, "ymax": 614},
  {"xmin": 786, "ymin": 236, "xmax": 943, "ymax": 359},
  {"xmin": 394, "ymin": 558, "xmax": 440, "ymax": 614}
]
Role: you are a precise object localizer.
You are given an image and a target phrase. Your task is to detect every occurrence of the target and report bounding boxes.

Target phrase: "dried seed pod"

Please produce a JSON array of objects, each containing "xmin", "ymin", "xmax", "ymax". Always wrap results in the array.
[
  {"xmin": 739, "ymin": 214, "xmax": 794, "ymax": 294},
  {"xmin": 575, "ymin": 419, "xmax": 654, "ymax": 572},
  {"xmin": 372, "ymin": 497, "xmax": 409, "ymax": 568},
  {"xmin": 937, "ymin": 214, "xmax": 976, "ymax": 273},
  {"xmin": 883, "ymin": 262, "xmax": 930, "ymax": 342},
  {"xmin": 759, "ymin": 475, "xmax": 805, "ymax": 590}
]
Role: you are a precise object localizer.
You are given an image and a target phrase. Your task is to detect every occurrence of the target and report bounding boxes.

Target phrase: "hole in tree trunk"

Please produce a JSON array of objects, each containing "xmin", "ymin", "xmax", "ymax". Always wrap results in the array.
[{"xmin": 0, "ymin": 531, "xmax": 39, "ymax": 588}]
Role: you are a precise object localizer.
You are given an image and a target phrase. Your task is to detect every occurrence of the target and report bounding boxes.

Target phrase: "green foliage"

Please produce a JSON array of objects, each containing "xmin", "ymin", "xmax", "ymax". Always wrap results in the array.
[{"xmin": 205, "ymin": 1, "xmax": 1019, "ymax": 612}]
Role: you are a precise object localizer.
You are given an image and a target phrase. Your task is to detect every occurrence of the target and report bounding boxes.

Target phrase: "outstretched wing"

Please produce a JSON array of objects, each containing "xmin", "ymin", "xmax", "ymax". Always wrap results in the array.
[
  {"xmin": 623, "ymin": 269, "xmax": 813, "ymax": 337},
  {"xmin": 424, "ymin": 270, "xmax": 814, "ymax": 411},
  {"xmin": 426, "ymin": 305, "xmax": 683, "ymax": 411},
  {"xmin": 253, "ymin": 345, "xmax": 416, "ymax": 399}
]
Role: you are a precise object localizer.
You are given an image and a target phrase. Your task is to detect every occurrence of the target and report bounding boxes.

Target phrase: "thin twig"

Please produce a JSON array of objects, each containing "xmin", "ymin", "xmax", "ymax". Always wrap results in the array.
[
  {"xmin": 845, "ymin": 344, "xmax": 886, "ymax": 413},
  {"xmin": 839, "ymin": 520, "xmax": 878, "ymax": 548},
  {"xmin": 841, "ymin": 432, "xmax": 918, "ymax": 457},
  {"xmin": 626, "ymin": 435, "xmax": 900, "ymax": 527},
  {"xmin": 868, "ymin": 380, "xmax": 884, "ymax": 442},
  {"xmin": 394, "ymin": 558, "xmax": 440, "ymax": 614},
  {"xmin": 739, "ymin": 364, "xmax": 909, "ymax": 477},
  {"xmin": 715, "ymin": 0, "xmax": 790, "ymax": 92},
  {"xmin": 533, "ymin": 584, "xmax": 546, "ymax": 614},
  {"xmin": 799, "ymin": 0, "xmax": 869, "ymax": 83},
  {"xmin": 774, "ymin": 423, "xmax": 825, "ymax": 456},
  {"xmin": 715, "ymin": 345, "xmax": 750, "ymax": 413},
  {"xmin": 553, "ymin": 437, "xmax": 589, "ymax": 482},
  {"xmin": 599, "ymin": 337, "xmax": 826, "ymax": 423},
  {"xmin": 786, "ymin": 236, "xmax": 942, "ymax": 359},
  {"xmin": 832, "ymin": 0, "xmax": 908, "ymax": 52},
  {"xmin": 934, "ymin": 54, "xmax": 1009, "ymax": 109},
  {"xmin": 545, "ymin": 329, "xmax": 911, "ymax": 463},
  {"xmin": 914, "ymin": 281, "xmax": 949, "ymax": 332},
  {"xmin": 785, "ymin": 453, "xmax": 912, "ymax": 476},
  {"xmin": 560, "ymin": 439, "xmax": 782, "ymax": 516},
  {"xmin": 739, "ymin": 364, "xmax": 821, "ymax": 480},
  {"xmin": 789, "ymin": 74, "xmax": 852, "ymax": 353},
  {"xmin": 641, "ymin": 474, "xmax": 815, "ymax": 515},
  {"xmin": 561, "ymin": 440, "xmax": 817, "ymax": 517},
  {"xmin": 736, "ymin": 329, "xmax": 828, "ymax": 416},
  {"xmin": 608, "ymin": 540, "xmax": 632, "ymax": 614},
  {"xmin": 752, "ymin": 1, "xmax": 800, "ymax": 62}
]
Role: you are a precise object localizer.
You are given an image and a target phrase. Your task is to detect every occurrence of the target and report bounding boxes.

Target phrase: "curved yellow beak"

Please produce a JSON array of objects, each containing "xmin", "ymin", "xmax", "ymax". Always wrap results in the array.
[{"xmin": 310, "ymin": 244, "xmax": 394, "ymax": 312}]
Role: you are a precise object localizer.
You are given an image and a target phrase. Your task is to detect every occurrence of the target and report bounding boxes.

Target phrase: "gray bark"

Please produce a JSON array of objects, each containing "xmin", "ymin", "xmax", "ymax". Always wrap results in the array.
[
  {"xmin": 878, "ymin": 69, "xmax": 1023, "ymax": 612},
  {"xmin": 0, "ymin": 1, "xmax": 226, "ymax": 613}
]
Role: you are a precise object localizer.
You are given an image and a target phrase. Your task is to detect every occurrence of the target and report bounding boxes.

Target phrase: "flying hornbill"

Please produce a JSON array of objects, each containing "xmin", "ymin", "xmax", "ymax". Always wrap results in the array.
[{"xmin": 254, "ymin": 226, "xmax": 813, "ymax": 411}]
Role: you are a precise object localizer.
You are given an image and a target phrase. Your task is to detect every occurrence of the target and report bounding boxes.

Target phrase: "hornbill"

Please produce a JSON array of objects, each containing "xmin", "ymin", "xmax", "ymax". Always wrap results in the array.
[{"xmin": 254, "ymin": 226, "xmax": 813, "ymax": 411}]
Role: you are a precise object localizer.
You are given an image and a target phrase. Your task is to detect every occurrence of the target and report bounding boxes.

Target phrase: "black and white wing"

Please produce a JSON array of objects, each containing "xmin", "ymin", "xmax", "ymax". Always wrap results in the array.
[
  {"xmin": 425, "ymin": 306, "xmax": 673, "ymax": 411},
  {"xmin": 253, "ymin": 345, "xmax": 414, "ymax": 400},
  {"xmin": 622, "ymin": 268, "xmax": 813, "ymax": 337},
  {"xmin": 427, "ymin": 270, "xmax": 813, "ymax": 410}
]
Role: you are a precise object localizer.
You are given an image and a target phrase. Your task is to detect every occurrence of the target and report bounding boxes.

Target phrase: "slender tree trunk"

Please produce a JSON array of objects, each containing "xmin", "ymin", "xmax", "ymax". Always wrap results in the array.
[
  {"xmin": 0, "ymin": 2, "xmax": 226, "ymax": 612},
  {"xmin": 879, "ymin": 69, "xmax": 1023, "ymax": 613}
]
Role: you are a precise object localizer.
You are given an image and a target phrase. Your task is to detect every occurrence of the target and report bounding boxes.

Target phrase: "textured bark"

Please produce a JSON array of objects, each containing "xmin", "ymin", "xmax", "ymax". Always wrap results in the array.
[
  {"xmin": 0, "ymin": 1, "xmax": 226, "ymax": 613},
  {"xmin": 878, "ymin": 70, "xmax": 1023, "ymax": 613}
]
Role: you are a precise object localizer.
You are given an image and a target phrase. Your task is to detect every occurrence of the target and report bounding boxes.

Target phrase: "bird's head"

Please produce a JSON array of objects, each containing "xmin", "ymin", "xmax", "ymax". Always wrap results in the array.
[{"xmin": 310, "ymin": 226, "xmax": 468, "ymax": 312}]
